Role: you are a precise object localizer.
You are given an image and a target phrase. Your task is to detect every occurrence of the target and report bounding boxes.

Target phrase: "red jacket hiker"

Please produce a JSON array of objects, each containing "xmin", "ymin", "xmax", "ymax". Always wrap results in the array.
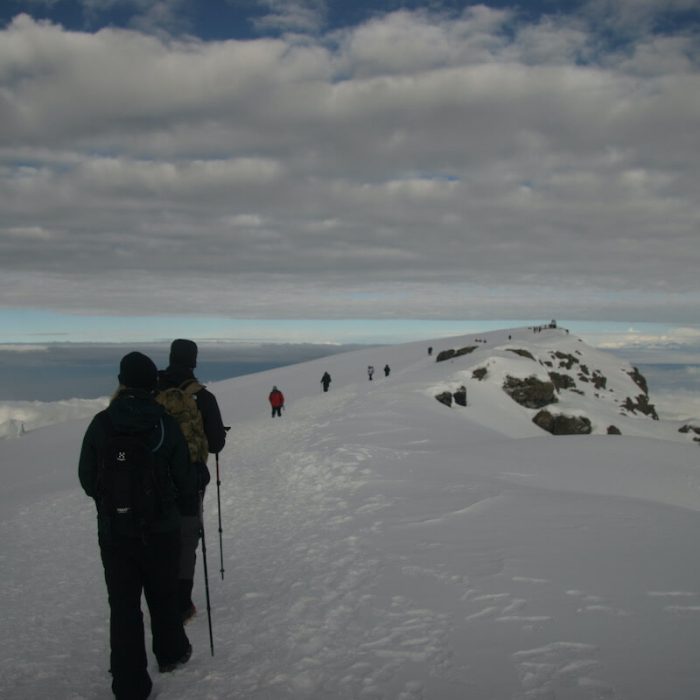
[{"xmin": 269, "ymin": 386, "xmax": 285, "ymax": 417}]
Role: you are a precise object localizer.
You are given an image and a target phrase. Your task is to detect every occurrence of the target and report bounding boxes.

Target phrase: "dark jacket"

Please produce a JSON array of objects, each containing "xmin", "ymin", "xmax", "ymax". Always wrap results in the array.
[
  {"xmin": 157, "ymin": 366, "xmax": 227, "ymax": 455},
  {"xmin": 79, "ymin": 388, "xmax": 196, "ymax": 539}
]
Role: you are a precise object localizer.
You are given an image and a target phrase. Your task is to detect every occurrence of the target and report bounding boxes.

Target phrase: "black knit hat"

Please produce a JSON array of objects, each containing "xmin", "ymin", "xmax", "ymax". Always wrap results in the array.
[
  {"xmin": 169, "ymin": 338, "xmax": 198, "ymax": 368},
  {"xmin": 118, "ymin": 351, "xmax": 158, "ymax": 390}
]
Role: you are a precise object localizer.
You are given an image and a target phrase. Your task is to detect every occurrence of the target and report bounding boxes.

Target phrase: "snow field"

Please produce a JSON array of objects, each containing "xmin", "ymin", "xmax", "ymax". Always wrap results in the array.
[{"xmin": 2, "ymin": 326, "xmax": 700, "ymax": 698}]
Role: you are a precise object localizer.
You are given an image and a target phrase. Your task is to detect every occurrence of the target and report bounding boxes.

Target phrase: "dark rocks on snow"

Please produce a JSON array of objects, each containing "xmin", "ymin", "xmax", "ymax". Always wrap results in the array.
[
  {"xmin": 607, "ymin": 425, "xmax": 622, "ymax": 435},
  {"xmin": 548, "ymin": 371, "xmax": 576, "ymax": 391},
  {"xmin": 435, "ymin": 346, "xmax": 477, "ymax": 363},
  {"xmin": 453, "ymin": 386, "xmax": 468, "ymax": 406},
  {"xmin": 473, "ymin": 367, "xmax": 488, "ymax": 381},
  {"xmin": 591, "ymin": 371, "xmax": 608, "ymax": 390},
  {"xmin": 622, "ymin": 394, "xmax": 659, "ymax": 421},
  {"xmin": 436, "ymin": 386, "xmax": 468, "ymax": 408},
  {"xmin": 553, "ymin": 351, "xmax": 579, "ymax": 370},
  {"xmin": 503, "ymin": 375, "xmax": 557, "ymax": 409},
  {"xmin": 507, "ymin": 348, "xmax": 536, "ymax": 361},
  {"xmin": 533, "ymin": 410, "xmax": 592, "ymax": 435},
  {"xmin": 627, "ymin": 367, "xmax": 649, "ymax": 395},
  {"xmin": 435, "ymin": 391, "xmax": 453, "ymax": 407},
  {"xmin": 679, "ymin": 425, "xmax": 700, "ymax": 442}
]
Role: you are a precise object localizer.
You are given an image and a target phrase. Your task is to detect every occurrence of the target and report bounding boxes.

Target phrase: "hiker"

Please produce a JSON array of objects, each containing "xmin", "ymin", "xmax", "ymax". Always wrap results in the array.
[
  {"xmin": 428, "ymin": 346, "xmax": 433, "ymax": 356},
  {"xmin": 157, "ymin": 339, "xmax": 227, "ymax": 623},
  {"xmin": 79, "ymin": 352, "xmax": 196, "ymax": 699},
  {"xmin": 367, "ymin": 365, "xmax": 375, "ymax": 381},
  {"xmin": 384, "ymin": 364, "xmax": 390, "ymax": 377},
  {"xmin": 321, "ymin": 372, "xmax": 331, "ymax": 392},
  {"xmin": 269, "ymin": 385, "xmax": 285, "ymax": 417}
]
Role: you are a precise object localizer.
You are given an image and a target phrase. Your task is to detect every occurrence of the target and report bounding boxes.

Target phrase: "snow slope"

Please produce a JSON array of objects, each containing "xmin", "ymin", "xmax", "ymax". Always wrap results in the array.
[{"xmin": 2, "ymin": 326, "xmax": 700, "ymax": 699}]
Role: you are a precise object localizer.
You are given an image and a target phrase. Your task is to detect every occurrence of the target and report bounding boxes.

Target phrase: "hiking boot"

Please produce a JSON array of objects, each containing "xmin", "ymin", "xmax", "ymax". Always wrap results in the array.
[
  {"xmin": 158, "ymin": 643, "xmax": 192, "ymax": 673},
  {"xmin": 182, "ymin": 603, "xmax": 197, "ymax": 624}
]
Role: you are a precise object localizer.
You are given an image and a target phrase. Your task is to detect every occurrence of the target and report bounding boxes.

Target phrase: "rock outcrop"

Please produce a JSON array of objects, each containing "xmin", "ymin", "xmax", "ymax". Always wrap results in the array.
[
  {"xmin": 533, "ymin": 410, "xmax": 592, "ymax": 435},
  {"xmin": 622, "ymin": 394, "xmax": 659, "ymax": 420},
  {"xmin": 435, "ymin": 386, "xmax": 468, "ymax": 408},
  {"xmin": 435, "ymin": 391, "xmax": 453, "ymax": 407},
  {"xmin": 453, "ymin": 386, "xmax": 468, "ymax": 407},
  {"xmin": 436, "ymin": 346, "xmax": 477, "ymax": 362},
  {"xmin": 503, "ymin": 376, "xmax": 557, "ymax": 409}
]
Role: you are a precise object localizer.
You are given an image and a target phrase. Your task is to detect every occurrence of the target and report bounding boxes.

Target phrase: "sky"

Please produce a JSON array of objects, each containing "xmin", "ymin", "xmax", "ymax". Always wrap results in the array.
[
  {"xmin": 3, "ymin": 326, "xmax": 700, "ymax": 698},
  {"xmin": 1, "ymin": 0, "xmax": 699, "ymax": 346}
]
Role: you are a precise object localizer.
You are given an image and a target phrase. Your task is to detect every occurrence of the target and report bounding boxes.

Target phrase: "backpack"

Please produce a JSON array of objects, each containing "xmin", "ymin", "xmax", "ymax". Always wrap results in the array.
[
  {"xmin": 155, "ymin": 380, "xmax": 209, "ymax": 463},
  {"xmin": 96, "ymin": 413, "xmax": 165, "ymax": 532}
]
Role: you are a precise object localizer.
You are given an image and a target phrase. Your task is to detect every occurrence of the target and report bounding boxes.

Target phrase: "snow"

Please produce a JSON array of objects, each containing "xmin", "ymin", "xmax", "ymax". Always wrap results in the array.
[{"xmin": 2, "ymin": 325, "xmax": 700, "ymax": 699}]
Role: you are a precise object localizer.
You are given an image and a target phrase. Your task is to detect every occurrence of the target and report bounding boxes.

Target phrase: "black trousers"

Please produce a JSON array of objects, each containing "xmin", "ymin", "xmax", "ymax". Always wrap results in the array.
[
  {"xmin": 271, "ymin": 406, "xmax": 282, "ymax": 417},
  {"xmin": 99, "ymin": 529, "xmax": 190, "ymax": 699}
]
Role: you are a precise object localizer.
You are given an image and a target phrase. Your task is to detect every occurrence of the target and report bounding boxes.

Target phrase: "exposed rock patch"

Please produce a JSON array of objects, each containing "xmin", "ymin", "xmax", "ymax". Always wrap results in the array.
[
  {"xmin": 627, "ymin": 367, "xmax": 649, "ymax": 394},
  {"xmin": 503, "ymin": 376, "xmax": 557, "ymax": 409},
  {"xmin": 591, "ymin": 371, "xmax": 607, "ymax": 390},
  {"xmin": 533, "ymin": 410, "xmax": 592, "ymax": 435},
  {"xmin": 435, "ymin": 386, "xmax": 468, "ymax": 408},
  {"xmin": 622, "ymin": 394, "xmax": 659, "ymax": 421},
  {"xmin": 548, "ymin": 372, "xmax": 576, "ymax": 391},
  {"xmin": 435, "ymin": 391, "xmax": 453, "ymax": 407},
  {"xmin": 453, "ymin": 386, "xmax": 468, "ymax": 407},
  {"xmin": 472, "ymin": 367, "xmax": 488, "ymax": 381},
  {"xmin": 607, "ymin": 425, "xmax": 621, "ymax": 435},
  {"xmin": 552, "ymin": 351, "xmax": 579, "ymax": 370},
  {"xmin": 436, "ymin": 346, "xmax": 477, "ymax": 362},
  {"xmin": 507, "ymin": 348, "xmax": 536, "ymax": 361}
]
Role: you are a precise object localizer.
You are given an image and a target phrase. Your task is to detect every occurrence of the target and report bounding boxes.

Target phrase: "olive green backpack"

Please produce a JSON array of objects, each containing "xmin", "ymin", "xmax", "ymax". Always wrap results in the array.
[{"xmin": 155, "ymin": 380, "xmax": 209, "ymax": 464}]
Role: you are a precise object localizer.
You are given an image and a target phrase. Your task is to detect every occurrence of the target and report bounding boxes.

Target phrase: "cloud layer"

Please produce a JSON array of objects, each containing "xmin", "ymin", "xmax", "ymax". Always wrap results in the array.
[{"xmin": 1, "ymin": 2, "xmax": 699, "ymax": 321}]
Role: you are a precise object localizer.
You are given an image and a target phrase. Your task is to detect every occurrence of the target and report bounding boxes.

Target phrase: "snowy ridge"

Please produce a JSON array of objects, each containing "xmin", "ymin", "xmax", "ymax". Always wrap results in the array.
[{"xmin": 2, "ymin": 326, "xmax": 700, "ymax": 699}]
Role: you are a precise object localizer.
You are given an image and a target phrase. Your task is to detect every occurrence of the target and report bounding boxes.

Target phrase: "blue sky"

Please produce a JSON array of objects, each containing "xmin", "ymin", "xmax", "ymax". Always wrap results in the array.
[{"xmin": 1, "ymin": 0, "xmax": 699, "ymax": 347}]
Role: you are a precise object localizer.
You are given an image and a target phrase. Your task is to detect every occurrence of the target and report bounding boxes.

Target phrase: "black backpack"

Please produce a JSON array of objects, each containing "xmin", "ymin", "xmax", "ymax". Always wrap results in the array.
[{"xmin": 96, "ymin": 413, "xmax": 165, "ymax": 533}]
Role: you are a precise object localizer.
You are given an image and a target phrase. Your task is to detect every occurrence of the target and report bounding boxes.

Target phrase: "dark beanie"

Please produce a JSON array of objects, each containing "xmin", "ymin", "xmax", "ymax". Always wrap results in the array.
[
  {"xmin": 118, "ymin": 351, "xmax": 158, "ymax": 390},
  {"xmin": 169, "ymin": 338, "xmax": 198, "ymax": 368}
]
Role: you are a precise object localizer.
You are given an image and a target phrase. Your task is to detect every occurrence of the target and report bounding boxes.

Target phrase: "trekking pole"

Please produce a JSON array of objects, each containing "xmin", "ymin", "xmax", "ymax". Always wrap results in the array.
[
  {"xmin": 216, "ymin": 426, "xmax": 230, "ymax": 581},
  {"xmin": 216, "ymin": 451, "xmax": 224, "ymax": 580},
  {"xmin": 199, "ymin": 491, "xmax": 215, "ymax": 656}
]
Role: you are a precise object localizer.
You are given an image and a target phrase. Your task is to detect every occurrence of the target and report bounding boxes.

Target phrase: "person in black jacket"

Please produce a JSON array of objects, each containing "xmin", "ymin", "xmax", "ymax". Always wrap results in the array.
[
  {"xmin": 158, "ymin": 339, "xmax": 227, "ymax": 621},
  {"xmin": 79, "ymin": 352, "xmax": 196, "ymax": 700},
  {"xmin": 321, "ymin": 372, "xmax": 331, "ymax": 392}
]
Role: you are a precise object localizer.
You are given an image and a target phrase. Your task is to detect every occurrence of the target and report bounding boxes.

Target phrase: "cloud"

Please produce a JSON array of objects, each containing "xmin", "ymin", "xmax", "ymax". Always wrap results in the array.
[
  {"xmin": 251, "ymin": 0, "xmax": 327, "ymax": 35},
  {"xmin": 0, "ymin": 8, "xmax": 699, "ymax": 322}
]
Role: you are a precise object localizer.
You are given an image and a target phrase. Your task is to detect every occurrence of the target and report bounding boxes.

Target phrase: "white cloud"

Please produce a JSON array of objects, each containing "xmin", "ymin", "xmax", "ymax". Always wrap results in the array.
[
  {"xmin": 0, "ymin": 8, "xmax": 698, "ymax": 322},
  {"xmin": 251, "ymin": 0, "xmax": 327, "ymax": 35},
  {"xmin": 0, "ymin": 344, "xmax": 49, "ymax": 352}
]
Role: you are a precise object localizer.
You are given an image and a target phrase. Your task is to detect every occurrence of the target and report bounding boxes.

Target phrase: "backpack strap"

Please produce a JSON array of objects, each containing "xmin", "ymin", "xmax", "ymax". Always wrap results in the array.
[{"xmin": 179, "ymin": 379, "xmax": 204, "ymax": 396}]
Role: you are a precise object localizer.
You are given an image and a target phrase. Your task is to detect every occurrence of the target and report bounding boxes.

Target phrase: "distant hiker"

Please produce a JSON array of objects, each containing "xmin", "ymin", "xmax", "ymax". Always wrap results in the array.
[
  {"xmin": 79, "ymin": 352, "xmax": 196, "ymax": 699},
  {"xmin": 321, "ymin": 372, "xmax": 331, "ymax": 392},
  {"xmin": 428, "ymin": 346, "xmax": 433, "ymax": 356},
  {"xmin": 157, "ymin": 339, "xmax": 227, "ymax": 623},
  {"xmin": 269, "ymin": 385, "xmax": 285, "ymax": 417},
  {"xmin": 384, "ymin": 364, "xmax": 391, "ymax": 377},
  {"xmin": 367, "ymin": 365, "xmax": 375, "ymax": 381}
]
